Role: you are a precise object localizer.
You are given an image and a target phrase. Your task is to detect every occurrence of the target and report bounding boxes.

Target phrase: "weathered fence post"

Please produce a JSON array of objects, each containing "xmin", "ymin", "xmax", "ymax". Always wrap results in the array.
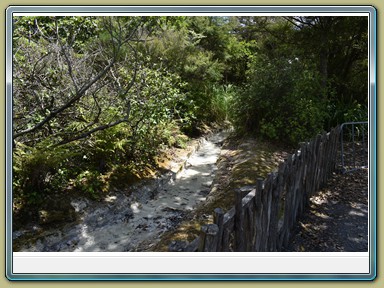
[
  {"xmin": 214, "ymin": 208, "xmax": 224, "ymax": 252},
  {"xmin": 314, "ymin": 134, "xmax": 322, "ymax": 192},
  {"xmin": 260, "ymin": 174, "xmax": 272, "ymax": 251},
  {"xmin": 198, "ymin": 224, "xmax": 219, "ymax": 252},
  {"xmin": 245, "ymin": 198, "xmax": 256, "ymax": 251},
  {"xmin": 268, "ymin": 172, "xmax": 280, "ymax": 252},
  {"xmin": 254, "ymin": 178, "xmax": 264, "ymax": 251},
  {"xmin": 275, "ymin": 161, "xmax": 286, "ymax": 251},
  {"xmin": 279, "ymin": 155, "xmax": 293, "ymax": 249},
  {"xmin": 234, "ymin": 189, "xmax": 245, "ymax": 251}
]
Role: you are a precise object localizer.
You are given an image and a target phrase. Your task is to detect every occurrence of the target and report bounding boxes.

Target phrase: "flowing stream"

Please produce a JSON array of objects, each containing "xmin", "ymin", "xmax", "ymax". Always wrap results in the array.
[{"xmin": 15, "ymin": 131, "xmax": 228, "ymax": 252}]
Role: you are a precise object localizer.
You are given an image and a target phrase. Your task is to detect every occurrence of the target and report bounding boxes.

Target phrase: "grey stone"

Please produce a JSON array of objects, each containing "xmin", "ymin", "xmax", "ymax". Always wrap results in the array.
[{"xmin": 168, "ymin": 240, "xmax": 188, "ymax": 252}]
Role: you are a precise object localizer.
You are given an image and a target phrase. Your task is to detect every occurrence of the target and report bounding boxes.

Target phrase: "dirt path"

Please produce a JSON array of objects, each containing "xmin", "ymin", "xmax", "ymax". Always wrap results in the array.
[
  {"xmin": 153, "ymin": 137, "xmax": 369, "ymax": 253},
  {"xmin": 14, "ymin": 131, "xmax": 228, "ymax": 252},
  {"xmin": 150, "ymin": 135, "xmax": 291, "ymax": 251},
  {"xmin": 285, "ymin": 169, "xmax": 368, "ymax": 252}
]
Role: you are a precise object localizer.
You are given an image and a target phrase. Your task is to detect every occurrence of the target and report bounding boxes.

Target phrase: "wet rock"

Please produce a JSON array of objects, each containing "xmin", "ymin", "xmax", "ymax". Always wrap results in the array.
[
  {"xmin": 202, "ymin": 181, "xmax": 213, "ymax": 188},
  {"xmin": 12, "ymin": 230, "xmax": 24, "ymax": 240},
  {"xmin": 136, "ymin": 223, "xmax": 149, "ymax": 231},
  {"xmin": 199, "ymin": 189, "xmax": 210, "ymax": 196},
  {"xmin": 161, "ymin": 206, "xmax": 183, "ymax": 213},
  {"xmin": 168, "ymin": 240, "xmax": 188, "ymax": 252},
  {"xmin": 71, "ymin": 199, "xmax": 88, "ymax": 213},
  {"xmin": 66, "ymin": 237, "xmax": 80, "ymax": 247},
  {"xmin": 123, "ymin": 210, "xmax": 134, "ymax": 221}
]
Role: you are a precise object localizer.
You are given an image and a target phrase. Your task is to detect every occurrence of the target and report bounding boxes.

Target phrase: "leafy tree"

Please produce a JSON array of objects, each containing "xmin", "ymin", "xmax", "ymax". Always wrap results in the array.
[
  {"xmin": 284, "ymin": 16, "xmax": 368, "ymax": 126},
  {"xmin": 13, "ymin": 16, "xmax": 159, "ymax": 146},
  {"xmin": 137, "ymin": 19, "xmax": 232, "ymax": 132},
  {"xmin": 12, "ymin": 16, "xmax": 188, "ymax": 209},
  {"xmin": 231, "ymin": 16, "xmax": 368, "ymax": 144}
]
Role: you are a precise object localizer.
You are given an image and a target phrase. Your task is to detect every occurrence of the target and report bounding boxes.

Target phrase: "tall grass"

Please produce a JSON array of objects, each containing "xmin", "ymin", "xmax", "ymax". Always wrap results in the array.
[{"xmin": 210, "ymin": 84, "xmax": 238, "ymax": 123}]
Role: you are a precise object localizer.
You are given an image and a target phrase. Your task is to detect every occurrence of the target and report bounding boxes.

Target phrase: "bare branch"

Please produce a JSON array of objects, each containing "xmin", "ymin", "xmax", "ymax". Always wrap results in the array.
[
  {"xmin": 283, "ymin": 17, "xmax": 303, "ymax": 30},
  {"xmin": 59, "ymin": 44, "xmax": 79, "ymax": 92},
  {"xmin": 55, "ymin": 116, "xmax": 129, "ymax": 146},
  {"xmin": 13, "ymin": 59, "xmax": 115, "ymax": 140}
]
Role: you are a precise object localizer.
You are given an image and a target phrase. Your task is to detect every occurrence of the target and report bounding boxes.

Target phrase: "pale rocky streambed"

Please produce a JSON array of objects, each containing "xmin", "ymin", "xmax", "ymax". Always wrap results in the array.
[{"xmin": 14, "ymin": 131, "xmax": 228, "ymax": 252}]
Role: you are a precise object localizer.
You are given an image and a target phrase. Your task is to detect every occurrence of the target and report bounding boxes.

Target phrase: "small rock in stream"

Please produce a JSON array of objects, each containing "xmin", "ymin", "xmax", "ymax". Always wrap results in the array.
[
  {"xmin": 161, "ymin": 206, "xmax": 183, "ymax": 213},
  {"xmin": 199, "ymin": 189, "xmax": 210, "ymax": 196},
  {"xmin": 71, "ymin": 199, "xmax": 88, "ymax": 213}
]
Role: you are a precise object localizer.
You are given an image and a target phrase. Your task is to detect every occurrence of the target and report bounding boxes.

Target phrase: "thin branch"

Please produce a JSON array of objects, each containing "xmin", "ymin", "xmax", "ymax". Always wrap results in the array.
[
  {"xmin": 55, "ymin": 116, "xmax": 129, "ymax": 146},
  {"xmin": 13, "ymin": 17, "xmax": 147, "ymax": 141},
  {"xmin": 282, "ymin": 17, "xmax": 303, "ymax": 30},
  {"xmin": 59, "ymin": 44, "xmax": 79, "ymax": 92},
  {"xmin": 13, "ymin": 58, "xmax": 115, "ymax": 140}
]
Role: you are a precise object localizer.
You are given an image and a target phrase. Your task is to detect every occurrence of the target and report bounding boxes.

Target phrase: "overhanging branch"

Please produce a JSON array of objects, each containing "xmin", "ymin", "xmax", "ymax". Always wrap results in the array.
[{"xmin": 55, "ymin": 116, "xmax": 129, "ymax": 147}]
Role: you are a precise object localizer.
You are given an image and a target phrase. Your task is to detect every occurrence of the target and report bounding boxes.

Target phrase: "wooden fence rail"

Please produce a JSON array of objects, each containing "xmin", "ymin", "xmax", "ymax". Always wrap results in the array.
[{"xmin": 170, "ymin": 126, "xmax": 341, "ymax": 252}]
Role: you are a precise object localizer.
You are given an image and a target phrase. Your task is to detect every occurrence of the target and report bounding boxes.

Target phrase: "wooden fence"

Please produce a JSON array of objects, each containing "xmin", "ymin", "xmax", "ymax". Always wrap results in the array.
[{"xmin": 170, "ymin": 126, "xmax": 341, "ymax": 252}]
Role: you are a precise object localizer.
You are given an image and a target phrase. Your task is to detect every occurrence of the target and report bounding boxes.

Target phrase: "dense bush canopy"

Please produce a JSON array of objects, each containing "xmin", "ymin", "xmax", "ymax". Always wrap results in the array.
[{"xmin": 12, "ymin": 16, "xmax": 368, "ymax": 215}]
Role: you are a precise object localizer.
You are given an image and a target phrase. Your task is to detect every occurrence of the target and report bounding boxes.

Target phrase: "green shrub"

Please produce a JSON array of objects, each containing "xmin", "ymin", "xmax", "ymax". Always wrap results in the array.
[
  {"xmin": 73, "ymin": 170, "xmax": 105, "ymax": 200},
  {"xmin": 13, "ymin": 141, "xmax": 77, "ymax": 205},
  {"xmin": 231, "ymin": 54, "xmax": 329, "ymax": 145}
]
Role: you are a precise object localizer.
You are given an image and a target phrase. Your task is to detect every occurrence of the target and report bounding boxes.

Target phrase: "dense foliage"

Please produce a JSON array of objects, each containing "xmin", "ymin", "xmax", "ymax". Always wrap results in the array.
[
  {"xmin": 12, "ymin": 16, "xmax": 368, "ymax": 219},
  {"xmin": 231, "ymin": 16, "xmax": 368, "ymax": 143}
]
